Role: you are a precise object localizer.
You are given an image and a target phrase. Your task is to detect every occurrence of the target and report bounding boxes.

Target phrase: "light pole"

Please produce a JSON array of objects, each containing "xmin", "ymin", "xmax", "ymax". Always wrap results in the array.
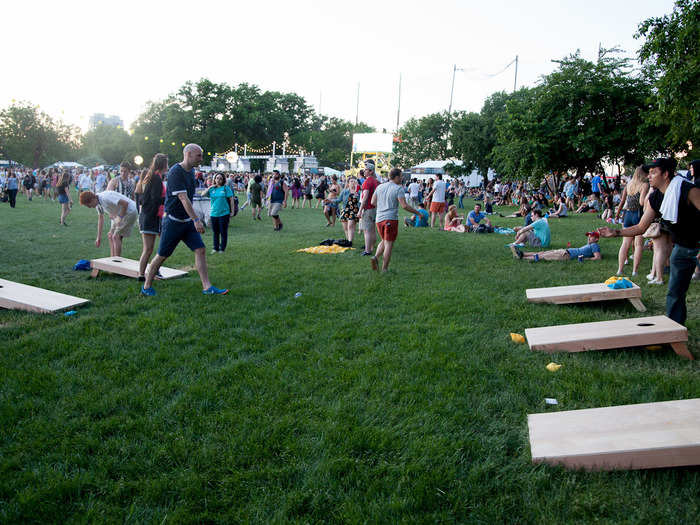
[{"xmin": 447, "ymin": 64, "xmax": 464, "ymax": 115}]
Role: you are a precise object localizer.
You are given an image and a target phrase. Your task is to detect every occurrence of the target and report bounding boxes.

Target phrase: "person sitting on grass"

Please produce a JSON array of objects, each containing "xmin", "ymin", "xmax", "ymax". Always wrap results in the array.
[
  {"xmin": 576, "ymin": 193, "xmax": 600, "ymax": 213},
  {"xmin": 511, "ymin": 231, "xmax": 602, "ymax": 261},
  {"xmin": 404, "ymin": 201, "xmax": 429, "ymax": 228},
  {"xmin": 512, "ymin": 209, "xmax": 550, "ymax": 247},
  {"xmin": 467, "ymin": 203, "xmax": 493, "ymax": 232},
  {"xmin": 548, "ymin": 194, "xmax": 568, "ymax": 218},
  {"xmin": 444, "ymin": 205, "xmax": 466, "ymax": 232}
]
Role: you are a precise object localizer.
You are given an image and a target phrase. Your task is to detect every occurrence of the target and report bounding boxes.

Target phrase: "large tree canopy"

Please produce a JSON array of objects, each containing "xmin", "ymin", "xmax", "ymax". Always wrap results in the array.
[
  {"xmin": 393, "ymin": 112, "xmax": 451, "ymax": 168},
  {"xmin": 0, "ymin": 103, "xmax": 79, "ymax": 168},
  {"xmin": 636, "ymin": 0, "xmax": 699, "ymax": 152}
]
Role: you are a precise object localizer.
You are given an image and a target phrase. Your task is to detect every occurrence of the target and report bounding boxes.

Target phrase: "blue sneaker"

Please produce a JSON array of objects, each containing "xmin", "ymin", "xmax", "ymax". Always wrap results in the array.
[
  {"xmin": 141, "ymin": 286, "xmax": 156, "ymax": 296},
  {"xmin": 203, "ymin": 285, "xmax": 228, "ymax": 295}
]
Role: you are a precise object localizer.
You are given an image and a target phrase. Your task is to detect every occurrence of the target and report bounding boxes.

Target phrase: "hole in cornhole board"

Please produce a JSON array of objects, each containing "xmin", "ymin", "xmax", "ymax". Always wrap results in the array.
[
  {"xmin": 637, "ymin": 323, "xmax": 655, "ymax": 326},
  {"xmin": 112, "ymin": 259, "xmax": 122, "ymax": 263}
]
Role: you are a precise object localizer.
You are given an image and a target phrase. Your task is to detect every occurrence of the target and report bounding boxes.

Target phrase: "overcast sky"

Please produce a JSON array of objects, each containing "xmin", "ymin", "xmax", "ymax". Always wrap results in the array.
[{"xmin": 3, "ymin": 0, "xmax": 675, "ymax": 137}]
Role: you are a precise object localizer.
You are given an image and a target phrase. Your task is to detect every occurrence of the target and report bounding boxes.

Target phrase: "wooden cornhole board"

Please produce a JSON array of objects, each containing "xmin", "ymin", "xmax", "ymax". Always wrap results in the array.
[
  {"xmin": 528, "ymin": 398, "xmax": 700, "ymax": 470},
  {"xmin": 0, "ymin": 278, "xmax": 89, "ymax": 314},
  {"xmin": 526, "ymin": 282, "xmax": 646, "ymax": 312},
  {"xmin": 90, "ymin": 257, "xmax": 187, "ymax": 280},
  {"xmin": 525, "ymin": 315, "xmax": 693, "ymax": 360}
]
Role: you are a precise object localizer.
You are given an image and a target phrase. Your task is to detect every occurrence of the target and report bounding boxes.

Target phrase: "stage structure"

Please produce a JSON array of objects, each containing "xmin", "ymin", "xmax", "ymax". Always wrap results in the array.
[
  {"xmin": 212, "ymin": 142, "xmax": 318, "ymax": 174},
  {"xmin": 348, "ymin": 133, "xmax": 394, "ymax": 178}
]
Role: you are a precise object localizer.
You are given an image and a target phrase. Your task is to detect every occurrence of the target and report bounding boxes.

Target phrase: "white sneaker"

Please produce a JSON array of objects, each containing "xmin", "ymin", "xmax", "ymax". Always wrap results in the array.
[
  {"xmin": 646, "ymin": 272, "xmax": 655, "ymax": 280},
  {"xmin": 631, "ymin": 271, "xmax": 638, "ymax": 277},
  {"xmin": 648, "ymin": 278, "xmax": 664, "ymax": 285},
  {"xmin": 211, "ymin": 249, "xmax": 218, "ymax": 254}
]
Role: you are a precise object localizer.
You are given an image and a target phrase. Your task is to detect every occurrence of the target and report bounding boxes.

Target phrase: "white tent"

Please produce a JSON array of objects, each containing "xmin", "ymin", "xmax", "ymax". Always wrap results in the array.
[
  {"xmin": 45, "ymin": 161, "xmax": 86, "ymax": 169},
  {"xmin": 321, "ymin": 167, "xmax": 343, "ymax": 177},
  {"xmin": 409, "ymin": 160, "xmax": 496, "ymax": 187}
]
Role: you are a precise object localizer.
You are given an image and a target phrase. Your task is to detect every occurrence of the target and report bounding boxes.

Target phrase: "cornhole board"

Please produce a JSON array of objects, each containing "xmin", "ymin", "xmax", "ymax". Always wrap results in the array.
[
  {"xmin": 526, "ymin": 282, "xmax": 646, "ymax": 312},
  {"xmin": 90, "ymin": 257, "xmax": 187, "ymax": 280},
  {"xmin": 525, "ymin": 315, "xmax": 693, "ymax": 360},
  {"xmin": 528, "ymin": 398, "xmax": 700, "ymax": 470},
  {"xmin": 0, "ymin": 278, "xmax": 89, "ymax": 314}
]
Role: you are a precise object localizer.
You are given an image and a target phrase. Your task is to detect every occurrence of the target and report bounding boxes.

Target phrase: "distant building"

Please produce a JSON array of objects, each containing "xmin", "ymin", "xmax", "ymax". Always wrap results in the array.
[{"xmin": 89, "ymin": 113, "xmax": 124, "ymax": 130}]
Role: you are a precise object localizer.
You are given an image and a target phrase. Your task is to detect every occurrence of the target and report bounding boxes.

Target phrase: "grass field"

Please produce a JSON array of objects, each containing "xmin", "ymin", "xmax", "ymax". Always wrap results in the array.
[{"xmin": 1, "ymin": 191, "xmax": 698, "ymax": 524}]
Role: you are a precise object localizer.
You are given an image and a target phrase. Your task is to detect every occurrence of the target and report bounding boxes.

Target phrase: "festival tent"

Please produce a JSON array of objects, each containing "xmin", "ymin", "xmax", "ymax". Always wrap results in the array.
[
  {"xmin": 45, "ymin": 161, "xmax": 86, "ymax": 169},
  {"xmin": 320, "ymin": 167, "xmax": 343, "ymax": 177},
  {"xmin": 0, "ymin": 159, "xmax": 22, "ymax": 168},
  {"xmin": 409, "ymin": 160, "xmax": 497, "ymax": 187}
]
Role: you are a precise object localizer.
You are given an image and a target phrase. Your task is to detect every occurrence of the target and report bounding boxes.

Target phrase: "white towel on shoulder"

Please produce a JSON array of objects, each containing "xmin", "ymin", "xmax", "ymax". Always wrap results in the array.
[{"xmin": 659, "ymin": 176, "xmax": 684, "ymax": 224}]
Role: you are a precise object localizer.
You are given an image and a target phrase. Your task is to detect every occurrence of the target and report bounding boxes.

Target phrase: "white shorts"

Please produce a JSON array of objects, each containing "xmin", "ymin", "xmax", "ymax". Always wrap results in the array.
[
  {"xmin": 268, "ymin": 202, "xmax": 283, "ymax": 217},
  {"xmin": 110, "ymin": 211, "xmax": 137, "ymax": 238}
]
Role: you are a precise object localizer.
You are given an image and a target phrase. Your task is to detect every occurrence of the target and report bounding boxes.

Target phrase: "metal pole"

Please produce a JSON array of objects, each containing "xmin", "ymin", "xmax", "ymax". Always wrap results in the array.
[
  {"xmin": 355, "ymin": 82, "xmax": 360, "ymax": 126},
  {"xmin": 513, "ymin": 55, "xmax": 519, "ymax": 92},
  {"xmin": 448, "ymin": 65, "xmax": 456, "ymax": 115},
  {"xmin": 272, "ymin": 141, "xmax": 276, "ymax": 158},
  {"xmin": 396, "ymin": 73, "xmax": 402, "ymax": 130}
]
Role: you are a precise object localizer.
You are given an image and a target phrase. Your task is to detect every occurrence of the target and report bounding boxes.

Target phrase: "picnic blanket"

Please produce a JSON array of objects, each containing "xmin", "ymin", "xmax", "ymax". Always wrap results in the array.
[{"xmin": 296, "ymin": 245, "xmax": 354, "ymax": 254}]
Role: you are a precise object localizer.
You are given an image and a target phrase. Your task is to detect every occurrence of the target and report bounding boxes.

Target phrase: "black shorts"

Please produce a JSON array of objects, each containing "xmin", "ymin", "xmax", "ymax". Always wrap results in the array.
[
  {"xmin": 139, "ymin": 213, "xmax": 162, "ymax": 235},
  {"xmin": 157, "ymin": 217, "xmax": 205, "ymax": 257}
]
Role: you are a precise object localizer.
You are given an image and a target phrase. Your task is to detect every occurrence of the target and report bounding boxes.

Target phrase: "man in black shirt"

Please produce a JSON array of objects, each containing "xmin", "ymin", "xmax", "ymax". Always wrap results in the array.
[
  {"xmin": 599, "ymin": 158, "xmax": 699, "ymax": 326},
  {"xmin": 142, "ymin": 144, "xmax": 228, "ymax": 296}
]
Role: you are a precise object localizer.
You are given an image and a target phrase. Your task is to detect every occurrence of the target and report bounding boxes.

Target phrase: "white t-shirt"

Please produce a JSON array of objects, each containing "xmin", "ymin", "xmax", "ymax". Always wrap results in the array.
[
  {"xmin": 408, "ymin": 182, "xmax": 420, "ymax": 198},
  {"xmin": 79, "ymin": 173, "xmax": 92, "ymax": 189},
  {"xmin": 375, "ymin": 181, "xmax": 405, "ymax": 222},
  {"xmin": 97, "ymin": 190, "xmax": 137, "ymax": 217},
  {"xmin": 432, "ymin": 180, "xmax": 447, "ymax": 203}
]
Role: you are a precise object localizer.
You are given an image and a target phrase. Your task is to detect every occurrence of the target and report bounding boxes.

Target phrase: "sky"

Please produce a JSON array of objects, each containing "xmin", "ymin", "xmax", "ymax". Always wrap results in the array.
[{"xmin": 3, "ymin": 0, "xmax": 676, "ymax": 137}]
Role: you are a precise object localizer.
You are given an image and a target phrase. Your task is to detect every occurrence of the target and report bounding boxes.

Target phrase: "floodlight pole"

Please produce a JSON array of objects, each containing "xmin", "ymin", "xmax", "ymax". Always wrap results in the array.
[
  {"xmin": 355, "ymin": 82, "xmax": 360, "ymax": 126},
  {"xmin": 513, "ymin": 55, "xmax": 519, "ymax": 92},
  {"xmin": 396, "ymin": 73, "xmax": 402, "ymax": 130}
]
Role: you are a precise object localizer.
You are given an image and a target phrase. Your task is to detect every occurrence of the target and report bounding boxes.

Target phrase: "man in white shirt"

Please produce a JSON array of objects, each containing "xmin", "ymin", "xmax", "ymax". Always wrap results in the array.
[
  {"xmin": 369, "ymin": 168, "xmax": 420, "ymax": 272},
  {"xmin": 95, "ymin": 171, "xmax": 107, "ymax": 192},
  {"xmin": 407, "ymin": 178, "xmax": 421, "ymax": 208},
  {"xmin": 79, "ymin": 190, "xmax": 138, "ymax": 257},
  {"xmin": 78, "ymin": 171, "xmax": 93, "ymax": 193},
  {"xmin": 426, "ymin": 174, "xmax": 447, "ymax": 228}
]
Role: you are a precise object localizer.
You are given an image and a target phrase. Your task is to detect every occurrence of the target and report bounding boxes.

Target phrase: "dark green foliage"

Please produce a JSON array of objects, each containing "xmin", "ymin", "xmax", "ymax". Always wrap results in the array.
[
  {"xmin": 0, "ymin": 195, "xmax": 697, "ymax": 522},
  {"xmin": 636, "ymin": 0, "xmax": 700, "ymax": 152}
]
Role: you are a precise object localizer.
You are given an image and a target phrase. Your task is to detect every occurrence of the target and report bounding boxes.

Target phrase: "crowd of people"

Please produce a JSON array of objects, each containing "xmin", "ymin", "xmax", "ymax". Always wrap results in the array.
[{"xmin": 1, "ymin": 154, "xmax": 698, "ymax": 323}]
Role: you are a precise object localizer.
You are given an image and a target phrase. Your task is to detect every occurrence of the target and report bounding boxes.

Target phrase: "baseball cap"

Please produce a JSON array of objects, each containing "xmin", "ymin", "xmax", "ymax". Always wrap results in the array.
[
  {"xmin": 585, "ymin": 231, "xmax": 600, "ymax": 238},
  {"xmin": 642, "ymin": 157, "xmax": 677, "ymax": 174},
  {"xmin": 364, "ymin": 160, "xmax": 375, "ymax": 170}
]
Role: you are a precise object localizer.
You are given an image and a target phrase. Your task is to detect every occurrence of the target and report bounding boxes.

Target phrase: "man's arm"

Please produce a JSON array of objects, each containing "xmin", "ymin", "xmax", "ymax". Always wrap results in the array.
[
  {"xmin": 283, "ymin": 183, "xmax": 289, "ymax": 207},
  {"xmin": 177, "ymin": 192, "xmax": 205, "ymax": 233},
  {"xmin": 598, "ymin": 201, "xmax": 657, "ymax": 238},
  {"xmin": 398, "ymin": 197, "xmax": 419, "ymax": 216},
  {"xmin": 591, "ymin": 251, "xmax": 602, "ymax": 261},
  {"xmin": 96, "ymin": 212, "xmax": 104, "ymax": 247},
  {"xmin": 370, "ymin": 190, "xmax": 378, "ymax": 208}
]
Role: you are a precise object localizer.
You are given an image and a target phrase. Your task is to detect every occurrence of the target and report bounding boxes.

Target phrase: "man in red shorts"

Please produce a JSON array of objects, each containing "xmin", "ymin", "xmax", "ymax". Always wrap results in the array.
[
  {"xmin": 426, "ymin": 173, "xmax": 447, "ymax": 228},
  {"xmin": 370, "ymin": 168, "xmax": 421, "ymax": 272}
]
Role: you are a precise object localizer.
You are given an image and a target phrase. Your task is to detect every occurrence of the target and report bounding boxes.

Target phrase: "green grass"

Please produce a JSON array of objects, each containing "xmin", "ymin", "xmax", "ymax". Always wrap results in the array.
[{"xmin": 0, "ymin": 191, "xmax": 698, "ymax": 524}]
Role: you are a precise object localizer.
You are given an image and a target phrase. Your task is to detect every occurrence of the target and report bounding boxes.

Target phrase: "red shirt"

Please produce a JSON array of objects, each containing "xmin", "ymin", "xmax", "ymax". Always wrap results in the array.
[{"xmin": 361, "ymin": 176, "xmax": 379, "ymax": 210}]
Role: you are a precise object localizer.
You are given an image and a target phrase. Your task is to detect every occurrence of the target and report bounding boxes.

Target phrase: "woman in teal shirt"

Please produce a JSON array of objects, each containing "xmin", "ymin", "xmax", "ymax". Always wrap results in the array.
[{"xmin": 203, "ymin": 173, "xmax": 234, "ymax": 253}]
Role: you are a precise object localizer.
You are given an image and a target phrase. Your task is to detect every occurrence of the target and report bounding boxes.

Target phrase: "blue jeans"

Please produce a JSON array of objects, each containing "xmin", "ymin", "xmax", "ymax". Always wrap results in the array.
[
  {"xmin": 458, "ymin": 195, "xmax": 464, "ymax": 208},
  {"xmin": 666, "ymin": 244, "xmax": 699, "ymax": 325}
]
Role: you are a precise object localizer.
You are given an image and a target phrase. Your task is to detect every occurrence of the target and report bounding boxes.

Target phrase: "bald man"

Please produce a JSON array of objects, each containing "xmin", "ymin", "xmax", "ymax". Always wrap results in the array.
[{"xmin": 142, "ymin": 144, "xmax": 228, "ymax": 296}]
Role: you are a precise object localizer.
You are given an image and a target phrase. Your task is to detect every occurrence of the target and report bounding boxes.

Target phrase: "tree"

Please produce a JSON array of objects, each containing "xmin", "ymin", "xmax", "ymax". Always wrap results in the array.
[
  {"xmin": 636, "ymin": 0, "xmax": 700, "ymax": 151},
  {"xmin": 81, "ymin": 124, "xmax": 135, "ymax": 165},
  {"xmin": 0, "ymin": 102, "xmax": 79, "ymax": 168},
  {"xmin": 491, "ymin": 51, "xmax": 665, "ymax": 182},
  {"xmin": 393, "ymin": 112, "xmax": 451, "ymax": 167}
]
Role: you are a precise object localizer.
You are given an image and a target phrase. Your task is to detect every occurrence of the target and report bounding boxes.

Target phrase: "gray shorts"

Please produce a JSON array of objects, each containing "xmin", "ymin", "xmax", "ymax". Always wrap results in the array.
[
  {"xmin": 268, "ymin": 202, "xmax": 283, "ymax": 217},
  {"xmin": 526, "ymin": 230, "xmax": 542, "ymax": 247},
  {"xmin": 359, "ymin": 208, "xmax": 377, "ymax": 231}
]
